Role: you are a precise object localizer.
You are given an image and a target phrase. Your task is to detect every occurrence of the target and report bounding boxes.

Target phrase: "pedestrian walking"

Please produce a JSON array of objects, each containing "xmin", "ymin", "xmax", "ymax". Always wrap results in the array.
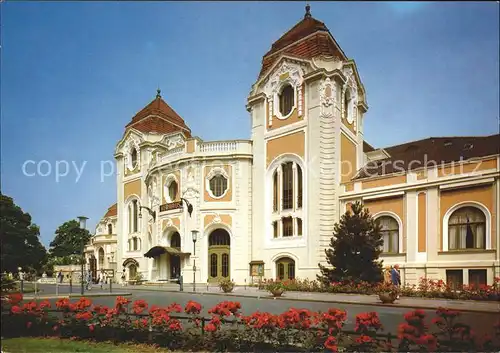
[
  {"xmin": 391, "ymin": 264, "xmax": 401, "ymax": 299},
  {"xmin": 384, "ymin": 265, "xmax": 392, "ymax": 285},
  {"xmin": 86, "ymin": 272, "xmax": 93, "ymax": 290},
  {"xmin": 58, "ymin": 271, "xmax": 63, "ymax": 283},
  {"xmin": 121, "ymin": 268, "xmax": 127, "ymax": 287}
]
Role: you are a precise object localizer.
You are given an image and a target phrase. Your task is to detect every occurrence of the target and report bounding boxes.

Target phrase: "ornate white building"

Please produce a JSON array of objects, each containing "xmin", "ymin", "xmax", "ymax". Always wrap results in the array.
[{"xmin": 87, "ymin": 6, "xmax": 499, "ymax": 287}]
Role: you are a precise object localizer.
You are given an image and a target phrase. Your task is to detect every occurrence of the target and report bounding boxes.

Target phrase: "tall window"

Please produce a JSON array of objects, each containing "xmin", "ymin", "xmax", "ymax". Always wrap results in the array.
[
  {"xmin": 107, "ymin": 224, "xmax": 113, "ymax": 235},
  {"xmin": 378, "ymin": 216, "xmax": 399, "ymax": 253},
  {"xmin": 271, "ymin": 160, "xmax": 304, "ymax": 238},
  {"xmin": 297, "ymin": 167, "xmax": 302, "ymax": 209},
  {"xmin": 279, "ymin": 84, "xmax": 294, "ymax": 116},
  {"xmin": 168, "ymin": 181, "xmax": 178, "ymax": 202},
  {"xmin": 128, "ymin": 200, "xmax": 139, "ymax": 234},
  {"xmin": 171, "ymin": 232, "xmax": 181, "ymax": 249},
  {"xmin": 344, "ymin": 89, "xmax": 351, "ymax": 121},
  {"xmin": 273, "ymin": 171, "xmax": 278, "ymax": 212},
  {"xmin": 448, "ymin": 207, "xmax": 486, "ymax": 250},
  {"xmin": 131, "ymin": 148, "xmax": 138, "ymax": 169},
  {"xmin": 282, "ymin": 162, "xmax": 293, "ymax": 210}
]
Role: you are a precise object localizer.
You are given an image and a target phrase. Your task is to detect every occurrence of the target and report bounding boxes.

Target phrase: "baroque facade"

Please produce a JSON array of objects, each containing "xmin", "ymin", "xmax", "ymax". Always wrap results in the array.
[{"xmin": 86, "ymin": 7, "xmax": 499, "ymax": 287}]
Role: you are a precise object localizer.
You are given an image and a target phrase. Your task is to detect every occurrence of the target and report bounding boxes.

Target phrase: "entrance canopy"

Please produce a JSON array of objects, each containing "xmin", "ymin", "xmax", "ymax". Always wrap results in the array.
[{"xmin": 144, "ymin": 246, "xmax": 191, "ymax": 258}]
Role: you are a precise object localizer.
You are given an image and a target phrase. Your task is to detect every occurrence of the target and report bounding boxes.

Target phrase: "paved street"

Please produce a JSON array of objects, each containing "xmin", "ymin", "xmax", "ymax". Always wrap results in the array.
[{"xmin": 28, "ymin": 283, "xmax": 500, "ymax": 337}]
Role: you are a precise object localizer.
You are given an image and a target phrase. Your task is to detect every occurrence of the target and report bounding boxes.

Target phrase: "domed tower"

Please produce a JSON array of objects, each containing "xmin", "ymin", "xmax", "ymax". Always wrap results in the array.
[{"xmin": 247, "ymin": 5, "xmax": 369, "ymax": 280}]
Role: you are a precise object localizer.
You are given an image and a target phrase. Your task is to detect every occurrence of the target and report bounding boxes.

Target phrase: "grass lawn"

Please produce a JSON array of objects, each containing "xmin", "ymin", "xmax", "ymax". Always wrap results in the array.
[{"xmin": 1, "ymin": 337, "xmax": 171, "ymax": 353}]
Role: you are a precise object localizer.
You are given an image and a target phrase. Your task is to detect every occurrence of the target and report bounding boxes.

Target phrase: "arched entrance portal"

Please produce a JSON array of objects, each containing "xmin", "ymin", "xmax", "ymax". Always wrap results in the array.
[
  {"xmin": 170, "ymin": 232, "xmax": 181, "ymax": 279},
  {"xmin": 276, "ymin": 257, "xmax": 295, "ymax": 281},
  {"xmin": 128, "ymin": 264, "xmax": 137, "ymax": 280},
  {"xmin": 208, "ymin": 229, "xmax": 230, "ymax": 283}
]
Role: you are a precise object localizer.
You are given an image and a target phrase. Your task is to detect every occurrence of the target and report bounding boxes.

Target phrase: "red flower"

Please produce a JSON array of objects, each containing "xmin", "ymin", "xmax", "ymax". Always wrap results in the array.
[
  {"xmin": 7, "ymin": 293, "xmax": 23, "ymax": 305},
  {"xmin": 324, "ymin": 336, "xmax": 338, "ymax": 352},
  {"xmin": 166, "ymin": 303, "xmax": 182, "ymax": 313},
  {"xmin": 168, "ymin": 319, "xmax": 182, "ymax": 331},
  {"xmin": 89, "ymin": 324, "xmax": 95, "ymax": 332},
  {"xmin": 56, "ymin": 298, "xmax": 70, "ymax": 310},
  {"xmin": 11, "ymin": 305, "xmax": 22, "ymax": 314},
  {"xmin": 26, "ymin": 321, "xmax": 32, "ymax": 329},
  {"xmin": 355, "ymin": 335, "xmax": 374, "ymax": 344},
  {"xmin": 132, "ymin": 300, "xmax": 148, "ymax": 315},
  {"xmin": 205, "ymin": 323, "xmax": 217, "ymax": 332},
  {"xmin": 53, "ymin": 325, "xmax": 59, "ymax": 332},
  {"xmin": 75, "ymin": 311, "xmax": 93, "ymax": 321},
  {"xmin": 354, "ymin": 312, "xmax": 383, "ymax": 333},
  {"xmin": 115, "ymin": 296, "xmax": 130, "ymax": 311},
  {"xmin": 75, "ymin": 297, "xmax": 92, "ymax": 310},
  {"xmin": 184, "ymin": 300, "xmax": 202, "ymax": 315},
  {"xmin": 38, "ymin": 300, "xmax": 51, "ymax": 310}
]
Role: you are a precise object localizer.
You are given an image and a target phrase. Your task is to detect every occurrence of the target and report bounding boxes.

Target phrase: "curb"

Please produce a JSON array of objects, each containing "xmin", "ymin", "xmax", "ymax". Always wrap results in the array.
[
  {"xmin": 126, "ymin": 287, "xmax": 499, "ymax": 314},
  {"xmin": 69, "ymin": 293, "xmax": 132, "ymax": 298}
]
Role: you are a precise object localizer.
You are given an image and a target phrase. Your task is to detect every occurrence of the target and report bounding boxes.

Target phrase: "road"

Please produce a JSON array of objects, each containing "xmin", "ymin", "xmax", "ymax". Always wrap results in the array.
[{"xmin": 29, "ymin": 283, "xmax": 498, "ymax": 337}]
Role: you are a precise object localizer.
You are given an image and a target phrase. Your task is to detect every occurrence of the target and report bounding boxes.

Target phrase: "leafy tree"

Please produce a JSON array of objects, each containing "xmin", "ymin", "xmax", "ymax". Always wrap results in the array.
[
  {"xmin": 0, "ymin": 193, "xmax": 48, "ymax": 274},
  {"xmin": 318, "ymin": 201, "xmax": 384, "ymax": 285},
  {"xmin": 49, "ymin": 220, "xmax": 91, "ymax": 262}
]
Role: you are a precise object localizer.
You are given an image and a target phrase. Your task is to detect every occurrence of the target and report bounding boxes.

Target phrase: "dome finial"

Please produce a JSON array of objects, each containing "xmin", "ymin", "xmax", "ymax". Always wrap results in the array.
[
  {"xmin": 156, "ymin": 88, "xmax": 161, "ymax": 98},
  {"xmin": 305, "ymin": 2, "xmax": 311, "ymax": 18}
]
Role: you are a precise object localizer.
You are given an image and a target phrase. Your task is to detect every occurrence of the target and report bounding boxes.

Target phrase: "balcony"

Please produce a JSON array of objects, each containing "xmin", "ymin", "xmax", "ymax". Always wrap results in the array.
[{"xmin": 159, "ymin": 201, "xmax": 183, "ymax": 213}]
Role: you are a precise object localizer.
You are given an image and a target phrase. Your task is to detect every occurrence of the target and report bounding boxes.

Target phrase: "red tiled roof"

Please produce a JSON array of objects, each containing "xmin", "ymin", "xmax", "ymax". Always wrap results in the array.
[
  {"xmin": 104, "ymin": 203, "xmax": 117, "ymax": 218},
  {"xmin": 355, "ymin": 135, "xmax": 500, "ymax": 179},
  {"xmin": 363, "ymin": 141, "xmax": 375, "ymax": 152},
  {"xmin": 258, "ymin": 13, "xmax": 346, "ymax": 78},
  {"xmin": 125, "ymin": 92, "xmax": 191, "ymax": 137}
]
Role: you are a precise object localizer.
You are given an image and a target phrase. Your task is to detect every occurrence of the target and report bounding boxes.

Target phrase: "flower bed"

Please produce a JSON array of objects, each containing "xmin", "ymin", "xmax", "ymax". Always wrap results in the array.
[
  {"xmin": 1, "ymin": 293, "xmax": 499, "ymax": 352},
  {"xmin": 255, "ymin": 277, "xmax": 500, "ymax": 301}
]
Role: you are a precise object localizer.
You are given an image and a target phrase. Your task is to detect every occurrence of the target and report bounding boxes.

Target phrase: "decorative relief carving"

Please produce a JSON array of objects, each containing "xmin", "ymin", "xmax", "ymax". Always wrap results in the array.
[
  {"xmin": 342, "ymin": 67, "xmax": 358, "ymax": 125},
  {"xmin": 319, "ymin": 77, "xmax": 336, "ymax": 118},
  {"xmin": 182, "ymin": 167, "xmax": 199, "ymax": 199},
  {"xmin": 264, "ymin": 61, "xmax": 305, "ymax": 122},
  {"xmin": 164, "ymin": 135, "xmax": 185, "ymax": 150}
]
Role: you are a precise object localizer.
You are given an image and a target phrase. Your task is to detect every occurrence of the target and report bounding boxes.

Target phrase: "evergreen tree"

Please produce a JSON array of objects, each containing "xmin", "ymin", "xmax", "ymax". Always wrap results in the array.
[{"xmin": 317, "ymin": 201, "xmax": 384, "ymax": 285}]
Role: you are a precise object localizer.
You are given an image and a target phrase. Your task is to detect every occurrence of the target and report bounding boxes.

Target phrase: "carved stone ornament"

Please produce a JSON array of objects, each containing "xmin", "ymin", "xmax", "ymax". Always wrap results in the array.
[
  {"xmin": 213, "ymin": 213, "xmax": 221, "ymax": 224},
  {"xmin": 264, "ymin": 61, "xmax": 305, "ymax": 125},
  {"xmin": 165, "ymin": 135, "xmax": 185, "ymax": 150},
  {"xmin": 342, "ymin": 67, "xmax": 358, "ymax": 125},
  {"xmin": 124, "ymin": 135, "xmax": 141, "ymax": 172},
  {"xmin": 183, "ymin": 168, "xmax": 199, "ymax": 199},
  {"xmin": 166, "ymin": 218, "xmax": 174, "ymax": 228},
  {"xmin": 320, "ymin": 77, "xmax": 336, "ymax": 108}
]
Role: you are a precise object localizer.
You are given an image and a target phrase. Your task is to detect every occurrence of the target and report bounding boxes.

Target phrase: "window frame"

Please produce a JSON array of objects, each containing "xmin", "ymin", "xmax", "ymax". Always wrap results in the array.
[
  {"xmin": 442, "ymin": 202, "xmax": 491, "ymax": 252},
  {"xmin": 206, "ymin": 167, "xmax": 230, "ymax": 199},
  {"xmin": 447, "ymin": 206, "xmax": 487, "ymax": 251},
  {"xmin": 373, "ymin": 212, "xmax": 402, "ymax": 255},
  {"xmin": 278, "ymin": 84, "xmax": 295, "ymax": 118}
]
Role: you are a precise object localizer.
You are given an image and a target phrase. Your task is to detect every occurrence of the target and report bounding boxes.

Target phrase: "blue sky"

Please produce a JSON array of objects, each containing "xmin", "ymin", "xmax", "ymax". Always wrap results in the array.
[{"xmin": 1, "ymin": 2, "xmax": 499, "ymax": 247}]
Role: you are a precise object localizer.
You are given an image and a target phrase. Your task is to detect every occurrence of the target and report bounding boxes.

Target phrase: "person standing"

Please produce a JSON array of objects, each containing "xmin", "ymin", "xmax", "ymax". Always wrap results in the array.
[
  {"xmin": 384, "ymin": 265, "xmax": 392, "ymax": 285},
  {"xmin": 121, "ymin": 268, "xmax": 127, "ymax": 287},
  {"xmin": 391, "ymin": 264, "xmax": 401, "ymax": 299}
]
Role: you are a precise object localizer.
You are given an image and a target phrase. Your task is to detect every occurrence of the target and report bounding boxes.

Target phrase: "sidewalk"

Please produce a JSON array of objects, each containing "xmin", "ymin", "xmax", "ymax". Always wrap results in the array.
[
  {"xmin": 22, "ymin": 291, "xmax": 132, "ymax": 300},
  {"xmin": 125, "ymin": 284, "xmax": 500, "ymax": 314}
]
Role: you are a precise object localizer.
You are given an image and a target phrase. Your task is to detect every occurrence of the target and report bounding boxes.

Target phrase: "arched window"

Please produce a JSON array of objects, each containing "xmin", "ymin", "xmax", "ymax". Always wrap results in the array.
[
  {"xmin": 98, "ymin": 248, "xmax": 105, "ymax": 268},
  {"xmin": 171, "ymin": 232, "xmax": 181, "ymax": 249},
  {"xmin": 107, "ymin": 224, "xmax": 113, "ymax": 235},
  {"xmin": 168, "ymin": 181, "xmax": 178, "ymax": 202},
  {"xmin": 377, "ymin": 216, "xmax": 399, "ymax": 253},
  {"xmin": 270, "ymin": 159, "xmax": 304, "ymax": 238},
  {"xmin": 209, "ymin": 230, "xmax": 231, "ymax": 246},
  {"xmin": 448, "ymin": 207, "xmax": 486, "ymax": 250},
  {"xmin": 128, "ymin": 200, "xmax": 139, "ymax": 234},
  {"xmin": 279, "ymin": 84, "xmax": 294, "ymax": 116},
  {"xmin": 131, "ymin": 148, "xmax": 138, "ymax": 169}
]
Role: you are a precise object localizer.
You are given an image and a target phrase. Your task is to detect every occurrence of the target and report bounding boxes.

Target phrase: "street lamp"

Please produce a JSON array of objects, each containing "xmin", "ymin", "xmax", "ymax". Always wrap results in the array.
[
  {"xmin": 138, "ymin": 206, "xmax": 156, "ymax": 221},
  {"xmin": 77, "ymin": 216, "xmax": 89, "ymax": 296},
  {"xmin": 191, "ymin": 230, "xmax": 199, "ymax": 291}
]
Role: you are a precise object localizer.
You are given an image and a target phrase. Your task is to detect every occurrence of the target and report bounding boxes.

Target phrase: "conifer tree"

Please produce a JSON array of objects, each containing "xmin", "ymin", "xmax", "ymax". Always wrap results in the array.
[{"xmin": 318, "ymin": 201, "xmax": 384, "ymax": 285}]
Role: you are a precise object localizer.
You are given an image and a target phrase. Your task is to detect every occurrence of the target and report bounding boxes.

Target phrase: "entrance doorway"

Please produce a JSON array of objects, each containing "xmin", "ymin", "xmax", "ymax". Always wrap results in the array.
[
  {"xmin": 170, "ymin": 232, "xmax": 181, "ymax": 279},
  {"xmin": 276, "ymin": 257, "xmax": 295, "ymax": 281},
  {"xmin": 208, "ymin": 229, "xmax": 230, "ymax": 283}
]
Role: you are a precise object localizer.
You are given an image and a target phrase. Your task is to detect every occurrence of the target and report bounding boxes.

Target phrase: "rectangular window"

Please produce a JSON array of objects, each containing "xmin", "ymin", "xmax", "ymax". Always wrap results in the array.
[
  {"xmin": 468, "ymin": 269, "xmax": 487, "ymax": 288},
  {"xmin": 297, "ymin": 218, "xmax": 302, "ymax": 236},
  {"xmin": 282, "ymin": 217, "xmax": 293, "ymax": 237},
  {"xmin": 446, "ymin": 270, "xmax": 463, "ymax": 291},
  {"xmin": 273, "ymin": 221, "xmax": 278, "ymax": 238},
  {"xmin": 282, "ymin": 163, "xmax": 293, "ymax": 210}
]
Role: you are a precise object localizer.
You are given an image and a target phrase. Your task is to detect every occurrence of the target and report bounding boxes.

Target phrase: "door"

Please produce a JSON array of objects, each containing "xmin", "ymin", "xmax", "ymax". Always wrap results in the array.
[
  {"xmin": 208, "ymin": 229, "xmax": 230, "ymax": 283},
  {"xmin": 276, "ymin": 257, "xmax": 295, "ymax": 281},
  {"xmin": 170, "ymin": 255, "xmax": 180, "ymax": 279}
]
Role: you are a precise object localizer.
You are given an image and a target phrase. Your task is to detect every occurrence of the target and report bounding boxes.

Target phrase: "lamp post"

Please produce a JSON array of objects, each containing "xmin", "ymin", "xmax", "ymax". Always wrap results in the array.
[
  {"xmin": 191, "ymin": 230, "xmax": 199, "ymax": 291},
  {"xmin": 77, "ymin": 216, "xmax": 88, "ymax": 296}
]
